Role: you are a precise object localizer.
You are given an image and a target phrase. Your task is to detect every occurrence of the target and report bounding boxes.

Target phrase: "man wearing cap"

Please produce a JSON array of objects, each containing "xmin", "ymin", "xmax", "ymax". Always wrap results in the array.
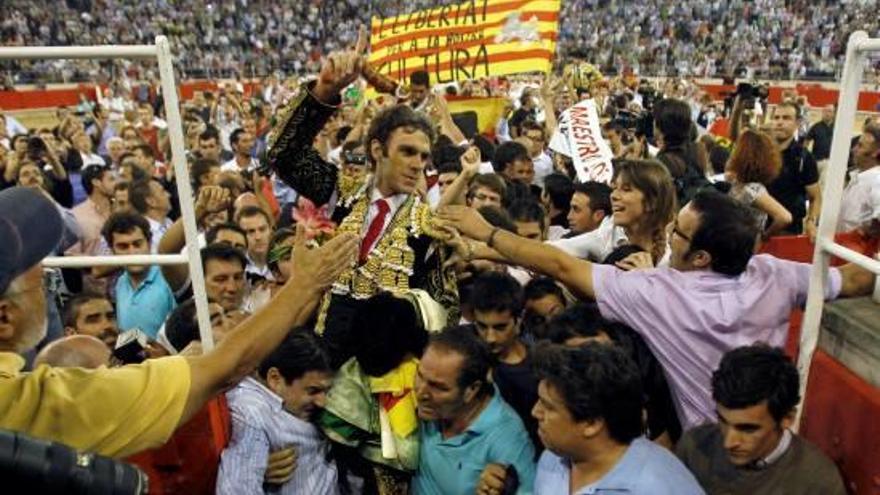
[{"xmin": 0, "ymin": 187, "xmax": 359, "ymax": 458}]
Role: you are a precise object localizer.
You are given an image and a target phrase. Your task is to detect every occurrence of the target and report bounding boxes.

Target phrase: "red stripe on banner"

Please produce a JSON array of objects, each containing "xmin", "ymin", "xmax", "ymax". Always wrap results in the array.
[
  {"xmin": 371, "ymin": 31, "xmax": 558, "ymax": 67},
  {"xmin": 376, "ymin": 49, "xmax": 553, "ymax": 81},
  {"xmin": 372, "ymin": 0, "xmax": 539, "ymax": 34},
  {"xmin": 371, "ymin": 11, "xmax": 559, "ymax": 51}
]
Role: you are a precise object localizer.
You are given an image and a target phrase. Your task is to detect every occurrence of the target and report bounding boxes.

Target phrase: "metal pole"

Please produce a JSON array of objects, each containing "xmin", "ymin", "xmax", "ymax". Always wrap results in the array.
[
  {"xmin": 156, "ymin": 35, "xmax": 216, "ymax": 351},
  {"xmin": 43, "ymin": 254, "xmax": 188, "ymax": 268},
  {"xmin": 854, "ymin": 38, "xmax": 880, "ymax": 52},
  {"xmin": 820, "ymin": 240, "xmax": 880, "ymax": 273},
  {"xmin": 0, "ymin": 45, "xmax": 157, "ymax": 60},
  {"xmin": 793, "ymin": 30, "xmax": 869, "ymax": 431}
]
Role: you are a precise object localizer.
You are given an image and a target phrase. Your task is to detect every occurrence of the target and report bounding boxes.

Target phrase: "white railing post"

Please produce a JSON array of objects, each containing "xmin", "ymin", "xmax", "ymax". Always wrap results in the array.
[
  {"xmin": 794, "ymin": 30, "xmax": 873, "ymax": 430},
  {"xmin": 155, "ymin": 36, "xmax": 214, "ymax": 350},
  {"xmin": 2, "ymin": 39, "xmax": 217, "ymax": 352}
]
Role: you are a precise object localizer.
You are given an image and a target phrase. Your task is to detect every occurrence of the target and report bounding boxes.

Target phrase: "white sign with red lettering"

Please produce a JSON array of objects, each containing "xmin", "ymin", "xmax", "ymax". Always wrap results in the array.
[{"xmin": 565, "ymin": 99, "xmax": 614, "ymax": 184}]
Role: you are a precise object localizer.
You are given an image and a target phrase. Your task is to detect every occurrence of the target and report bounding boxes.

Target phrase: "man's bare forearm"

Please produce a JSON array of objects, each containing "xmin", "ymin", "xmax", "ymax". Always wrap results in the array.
[
  {"xmin": 438, "ymin": 169, "xmax": 476, "ymax": 207},
  {"xmin": 158, "ymin": 217, "xmax": 189, "ymax": 291},
  {"xmin": 486, "ymin": 229, "xmax": 595, "ymax": 299}
]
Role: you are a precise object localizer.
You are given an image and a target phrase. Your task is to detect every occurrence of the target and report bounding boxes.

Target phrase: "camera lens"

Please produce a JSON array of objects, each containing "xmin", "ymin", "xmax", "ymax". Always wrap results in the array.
[{"xmin": 0, "ymin": 430, "xmax": 149, "ymax": 495}]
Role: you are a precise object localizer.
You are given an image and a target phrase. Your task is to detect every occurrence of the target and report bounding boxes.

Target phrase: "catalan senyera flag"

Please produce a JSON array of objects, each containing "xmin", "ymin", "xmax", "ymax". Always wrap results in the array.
[{"xmin": 368, "ymin": 0, "xmax": 561, "ymax": 85}]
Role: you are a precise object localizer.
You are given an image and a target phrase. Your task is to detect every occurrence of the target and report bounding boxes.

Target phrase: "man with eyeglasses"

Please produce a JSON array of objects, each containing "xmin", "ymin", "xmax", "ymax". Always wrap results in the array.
[{"xmin": 436, "ymin": 189, "xmax": 876, "ymax": 432}]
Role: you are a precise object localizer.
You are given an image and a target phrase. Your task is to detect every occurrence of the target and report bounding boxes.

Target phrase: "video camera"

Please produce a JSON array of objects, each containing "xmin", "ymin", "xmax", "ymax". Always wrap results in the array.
[
  {"xmin": 612, "ymin": 109, "xmax": 654, "ymax": 145},
  {"xmin": 725, "ymin": 82, "xmax": 769, "ymax": 112}
]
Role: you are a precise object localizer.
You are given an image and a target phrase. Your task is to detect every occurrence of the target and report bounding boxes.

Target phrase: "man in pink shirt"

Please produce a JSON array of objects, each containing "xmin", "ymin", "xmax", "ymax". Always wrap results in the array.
[
  {"xmin": 67, "ymin": 165, "xmax": 116, "ymax": 293},
  {"xmin": 437, "ymin": 190, "xmax": 875, "ymax": 429}
]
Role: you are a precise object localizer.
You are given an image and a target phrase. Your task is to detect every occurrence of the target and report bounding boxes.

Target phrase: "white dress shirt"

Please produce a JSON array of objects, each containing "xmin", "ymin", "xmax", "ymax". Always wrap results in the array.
[
  {"xmin": 838, "ymin": 166, "xmax": 880, "ymax": 232},
  {"xmin": 146, "ymin": 216, "xmax": 173, "ymax": 253},
  {"xmin": 548, "ymin": 217, "xmax": 628, "ymax": 262},
  {"xmin": 532, "ymin": 152, "xmax": 554, "ymax": 188},
  {"xmin": 548, "ymin": 217, "xmax": 671, "ymax": 266},
  {"xmin": 221, "ymin": 156, "xmax": 260, "ymax": 173},
  {"xmin": 362, "ymin": 188, "xmax": 409, "ymax": 255}
]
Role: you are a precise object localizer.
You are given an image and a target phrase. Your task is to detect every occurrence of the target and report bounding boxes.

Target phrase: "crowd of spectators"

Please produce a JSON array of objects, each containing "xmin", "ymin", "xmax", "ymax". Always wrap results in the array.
[
  {"xmin": 2, "ymin": 0, "xmax": 879, "ymax": 85},
  {"xmin": 1, "ymin": 9, "xmax": 879, "ymax": 495}
]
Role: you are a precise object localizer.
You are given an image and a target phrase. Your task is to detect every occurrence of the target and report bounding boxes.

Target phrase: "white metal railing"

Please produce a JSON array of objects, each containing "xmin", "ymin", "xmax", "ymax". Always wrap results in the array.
[
  {"xmin": 795, "ymin": 31, "xmax": 880, "ymax": 429},
  {"xmin": 0, "ymin": 37, "xmax": 215, "ymax": 350}
]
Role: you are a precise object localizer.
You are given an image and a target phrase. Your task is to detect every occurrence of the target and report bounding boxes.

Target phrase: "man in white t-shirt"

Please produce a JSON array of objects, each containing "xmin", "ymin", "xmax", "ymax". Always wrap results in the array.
[
  {"xmin": 838, "ymin": 124, "xmax": 880, "ymax": 234},
  {"xmin": 222, "ymin": 128, "xmax": 259, "ymax": 174}
]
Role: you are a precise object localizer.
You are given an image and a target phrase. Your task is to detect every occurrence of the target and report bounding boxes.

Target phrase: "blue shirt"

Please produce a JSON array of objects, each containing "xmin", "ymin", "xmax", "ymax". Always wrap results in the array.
[
  {"xmin": 115, "ymin": 265, "xmax": 177, "ymax": 339},
  {"xmin": 413, "ymin": 390, "xmax": 536, "ymax": 495},
  {"xmin": 534, "ymin": 438, "xmax": 705, "ymax": 495},
  {"xmin": 216, "ymin": 377, "xmax": 339, "ymax": 495}
]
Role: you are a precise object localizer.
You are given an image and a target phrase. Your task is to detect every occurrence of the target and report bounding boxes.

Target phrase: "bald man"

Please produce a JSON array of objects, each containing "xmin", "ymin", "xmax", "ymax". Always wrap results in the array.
[
  {"xmin": 34, "ymin": 335, "xmax": 112, "ymax": 369},
  {"xmin": 233, "ymin": 192, "xmax": 261, "ymax": 219}
]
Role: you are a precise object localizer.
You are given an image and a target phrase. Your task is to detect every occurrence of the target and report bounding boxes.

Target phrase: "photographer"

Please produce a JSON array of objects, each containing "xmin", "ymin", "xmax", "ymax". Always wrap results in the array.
[
  {"xmin": 0, "ymin": 186, "xmax": 358, "ymax": 458},
  {"xmin": 4, "ymin": 133, "xmax": 73, "ymax": 207},
  {"xmin": 728, "ymin": 82, "xmax": 770, "ymax": 141}
]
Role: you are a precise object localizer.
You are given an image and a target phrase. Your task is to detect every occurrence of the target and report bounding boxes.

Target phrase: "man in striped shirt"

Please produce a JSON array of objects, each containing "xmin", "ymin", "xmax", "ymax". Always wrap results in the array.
[{"xmin": 216, "ymin": 329, "xmax": 341, "ymax": 494}]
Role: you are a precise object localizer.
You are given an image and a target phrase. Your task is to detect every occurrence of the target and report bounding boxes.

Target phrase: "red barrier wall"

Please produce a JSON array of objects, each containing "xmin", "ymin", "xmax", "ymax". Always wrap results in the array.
[
  {"xmin": 760, "ymin": 234, "xmax": 880, "ymax": 495},
  {"xmin": 801, "ymin": 352, "xmax": 880, "ymax": 495},
  {"xmin": 698, "ymin": 83, "xmax": 880, "ymax": 113},
  {"xmin": 0, "ymin": 81, "xmax": 261, "ymax": 111},
  {"xmin": 2, "ymin": 81, "xmax": 879, "ymax": 112}
]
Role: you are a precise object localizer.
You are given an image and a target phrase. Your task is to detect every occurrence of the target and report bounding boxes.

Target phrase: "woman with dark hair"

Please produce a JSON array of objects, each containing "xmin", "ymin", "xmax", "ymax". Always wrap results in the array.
[
  {"xmin": 446, "ymin": 160, "xmax": 677, "ymax": 270},
  {"xmin": 653, "ymin": 98, "xmax": 712, "ymax": 204},
  {"xmin": 550, "ymin": 159, "xmax": 677, "ymax": 266},
  {"xmin": 725, "ymin": 129, "xmax": 792, "ymax": 237}
]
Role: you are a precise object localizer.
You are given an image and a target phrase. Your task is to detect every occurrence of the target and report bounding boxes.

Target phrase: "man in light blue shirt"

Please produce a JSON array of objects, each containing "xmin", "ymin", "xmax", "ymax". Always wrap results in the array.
[
  {"xmin": 532, "ymin": 343, "xmax": 704, "ymax": 495},
  {"xmin": 104, "ymin": 212, "xmax": 176, "ymax": 338},
  {"xmin": 413, "ymin": 325, "xmax": 536, "ymax": 495}
]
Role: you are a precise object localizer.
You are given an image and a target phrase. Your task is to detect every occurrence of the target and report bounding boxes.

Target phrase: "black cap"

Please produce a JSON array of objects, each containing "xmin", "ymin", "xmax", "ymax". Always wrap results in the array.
[{"xmin": 0, "ymin": 187, "xmax": 63, "ymax": 294}]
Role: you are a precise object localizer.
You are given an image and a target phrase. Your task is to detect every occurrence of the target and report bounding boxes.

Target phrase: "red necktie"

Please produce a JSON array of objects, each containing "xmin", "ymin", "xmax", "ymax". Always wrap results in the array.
[{"xmin": 359, "ymin": 199, "xmax": 390, "ymax": 263}]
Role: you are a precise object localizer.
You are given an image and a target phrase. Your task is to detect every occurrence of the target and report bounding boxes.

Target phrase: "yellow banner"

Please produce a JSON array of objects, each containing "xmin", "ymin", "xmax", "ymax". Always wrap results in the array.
[
  {"xmin": 446, "ymin": 96, "xmax": 509, "ymax": 136},
  {"xmin": 368, "ymin": 0, "xmax": 561, "ymax": 85}
]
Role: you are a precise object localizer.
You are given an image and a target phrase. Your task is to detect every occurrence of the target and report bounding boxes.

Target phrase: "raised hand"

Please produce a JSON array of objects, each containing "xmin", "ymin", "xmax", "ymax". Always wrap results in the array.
[
  {"xmin": 194, "ymin": 185, "xmax": 231, "ymax": 221},
  {"xmin": 459, "ymin": 145, "xmax": 482, "ymax": 177},
  {"xmin": 289, "ymin": 223, "xmax": 358, "ymax": 295},
  {"xmin": 539, "ymin": 73, "xmax": 556, "ymax": 101},
  {"xmin": 314, "ymin": 26, "xmax": 369, "ymax": 103}
]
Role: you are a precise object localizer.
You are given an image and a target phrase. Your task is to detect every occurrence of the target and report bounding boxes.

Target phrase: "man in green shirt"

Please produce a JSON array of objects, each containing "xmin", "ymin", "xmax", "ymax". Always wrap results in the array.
[{"xmin": 676, "ymin": 344, "xmax": 846, "ymax": 495}]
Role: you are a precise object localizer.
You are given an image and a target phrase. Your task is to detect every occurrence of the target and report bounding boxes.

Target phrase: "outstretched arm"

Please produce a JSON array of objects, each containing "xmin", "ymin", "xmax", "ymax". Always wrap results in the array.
[{"xmin": 436, "ymin": 206, "xmax": 596, "ymax": 300}]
